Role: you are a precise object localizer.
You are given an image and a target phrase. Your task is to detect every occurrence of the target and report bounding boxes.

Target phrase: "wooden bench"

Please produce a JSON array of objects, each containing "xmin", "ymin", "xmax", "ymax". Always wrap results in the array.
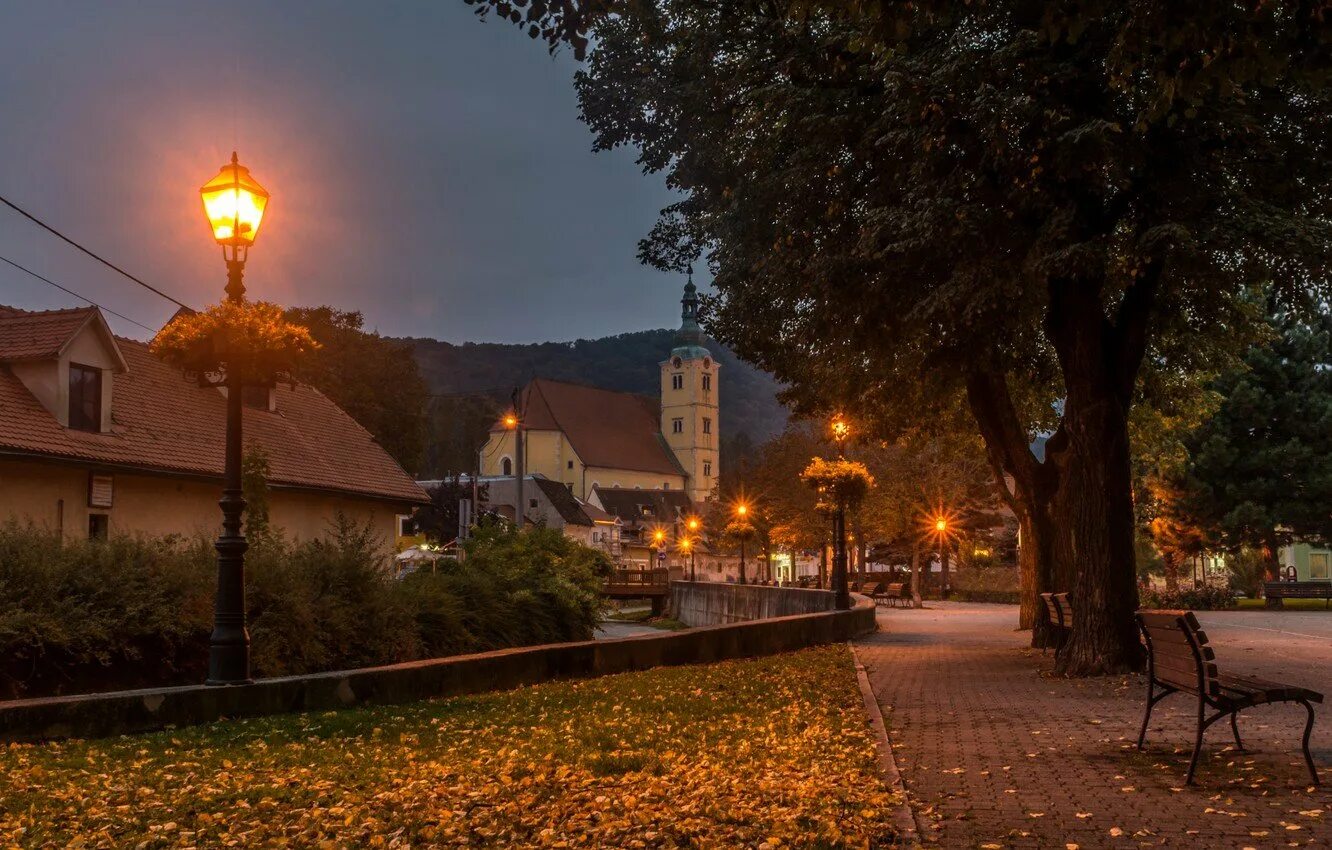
[
  {"xmin": 1039, "ymin": 592, "xmax": 1073, "ymax": 654},
  {"xmin": 1264, "ymin": 581, "xmax": 1332, "ymax": 608},
  {"xmin": 1136, "ymin": 609, "xmax": 1323, "ymax": 785},
  {"xmin": 874, "ymin": 582, "xmax": 906, "ymax": 607}
]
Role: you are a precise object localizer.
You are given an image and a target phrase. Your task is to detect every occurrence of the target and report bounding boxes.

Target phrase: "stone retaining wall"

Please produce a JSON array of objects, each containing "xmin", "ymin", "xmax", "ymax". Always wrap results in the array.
[
  {"xmin": 0, "ymin": 591, "xmax": 875, "ymax": 742},
  {"xmin": 670, "ymin": 581, "xmax": 843, "ymax": 625}
]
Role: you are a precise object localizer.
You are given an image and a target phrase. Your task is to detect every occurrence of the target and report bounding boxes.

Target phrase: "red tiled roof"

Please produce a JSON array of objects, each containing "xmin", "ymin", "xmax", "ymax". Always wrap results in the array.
[
  {"xmin": 0, "ymin": 306, "xmax": 427, "ymax": 504},
  {"xmin": 497, "ymin": 378, "xmax": 684, "ymax": 477},
  {"xmin": 0, "ymin": 306, "xmax": 98, "ymax": 361}
]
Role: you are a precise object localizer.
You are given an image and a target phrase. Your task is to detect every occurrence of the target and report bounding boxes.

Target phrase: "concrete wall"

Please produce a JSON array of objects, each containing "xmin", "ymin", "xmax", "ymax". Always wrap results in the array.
[
  {"xmin": 670, "ymin": 581, "xmax": 841, "ymax": 626},
  {"xmin": 0, "ymin": 596, "xmax": 877, "ymax": 742}
]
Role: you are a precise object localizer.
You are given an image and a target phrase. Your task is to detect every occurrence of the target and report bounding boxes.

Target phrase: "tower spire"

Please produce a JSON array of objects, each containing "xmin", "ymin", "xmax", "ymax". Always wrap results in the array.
[{"xmin": 675, "ymin": 266, "xmax": 707, "ymax": 352}]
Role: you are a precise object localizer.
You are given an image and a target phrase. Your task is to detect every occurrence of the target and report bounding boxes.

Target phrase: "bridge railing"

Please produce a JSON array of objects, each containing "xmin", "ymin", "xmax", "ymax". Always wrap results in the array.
[{"xmin": 605, "ymin": 567, "xmax": 671, "ymax": 588}]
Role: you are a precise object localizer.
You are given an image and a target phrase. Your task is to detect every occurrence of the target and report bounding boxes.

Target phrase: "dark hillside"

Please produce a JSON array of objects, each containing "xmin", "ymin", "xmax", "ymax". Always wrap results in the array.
[{"xmin": 402, "ymin": 329, "xmax": 787, "ymax": 477}]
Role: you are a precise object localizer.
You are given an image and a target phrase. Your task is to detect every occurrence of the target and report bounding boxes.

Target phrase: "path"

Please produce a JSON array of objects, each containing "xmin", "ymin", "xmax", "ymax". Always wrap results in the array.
[
  {"xmin": 855, "ymin": 602, "xmax": 1331, "ymax": 849},
  {"xmin": 593, "ymin": 620, "xmax": 663, "ymax": 639}
]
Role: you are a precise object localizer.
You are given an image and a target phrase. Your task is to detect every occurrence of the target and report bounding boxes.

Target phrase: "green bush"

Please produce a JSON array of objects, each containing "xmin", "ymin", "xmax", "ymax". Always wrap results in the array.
[
  {"xmin": 0, "ymin": 521, "xmax": 607, "ymax": 699},
  {"xmin": 1140, "ymin": 584, "xmax": 1237, "ymax": 611}
]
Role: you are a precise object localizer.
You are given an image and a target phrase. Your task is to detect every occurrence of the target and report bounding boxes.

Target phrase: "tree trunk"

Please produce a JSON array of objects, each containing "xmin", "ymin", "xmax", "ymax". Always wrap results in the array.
[
  {"xmin": 1017, "ymin": 505, "xmax": 1057, "ymax": 647},
  {"xmin": 1046, "ymin": 274, "xmax": 1153, "ymax": 677},
  {"xmin": 1162, "ymin": 552, "xmax": 1180, "ymax": 592}
]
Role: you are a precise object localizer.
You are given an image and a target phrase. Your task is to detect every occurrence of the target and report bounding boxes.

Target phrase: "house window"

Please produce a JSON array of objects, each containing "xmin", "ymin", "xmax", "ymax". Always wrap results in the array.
[
  {"xmin": 672, "ymin": 418, "xmax": 683, "ymax": 434},
  {"xmin": 242, "ymin": 385, "xmax": 272, "ymax": 410},
  {"xmin": 88, "ymin": 513, "xmax": 109, "ymax": 540},
  {"xmin": 502, "ymin": 457, "xmax": 513, "ymax": 476},
  {"xmin": 702, "ymin": 417, "xmax": 712, "ymax": 434},
  {"xmin": 397, "ymin": 515, "xmax": 415, "ymax": 537},
  {"xmin": 671, "ymin": 373, "xmax": 683, "ymax": 390},
  {"xmin": 1311, "ymin": 552, "xmax": 1331, "ymax": 580},
  {"xmin": 703, "ymin": 461, "xmax": 712, "ymax": 477},
  {"xmin": 702, "ymin": 374, "xmax": 711, "ymax": 391},
  {"xmin": 529, "ymin": 498, "xmax": 538, "ymax": 509},
  {"xmin": 567, "ymin": 460, "xmax": 574, "ymax": 469},
  {"xmin": 68, "ymin": 364, "xmax": 102, "ymax": 432},
  {"xmin": 663, "ymin": 482, "xmax": 670, "ymax": 490}
]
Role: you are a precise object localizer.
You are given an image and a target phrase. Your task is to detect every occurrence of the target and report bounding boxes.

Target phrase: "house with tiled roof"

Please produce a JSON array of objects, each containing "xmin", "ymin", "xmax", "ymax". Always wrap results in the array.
[
  {"xmin": 0, "ymin": 304, "xmax": 427, "ymax": 544},
  {"xmin": 477, "ymin": 280, "xmax": 719, "ymax": 568}
]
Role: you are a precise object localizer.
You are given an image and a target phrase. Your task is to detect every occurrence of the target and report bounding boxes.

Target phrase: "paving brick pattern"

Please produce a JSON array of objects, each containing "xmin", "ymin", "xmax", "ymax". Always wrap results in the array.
[{"xmin": 855, "ymin": 603, "xmax": 1331, "ymax": 849}]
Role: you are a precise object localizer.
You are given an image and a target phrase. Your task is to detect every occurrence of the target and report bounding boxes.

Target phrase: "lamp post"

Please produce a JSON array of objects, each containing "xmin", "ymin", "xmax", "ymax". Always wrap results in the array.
[
  {"xmin": 199, "ymin": 152, "xmax": 270, "ymax": 686},
  {"xmin": 830, "ymin": 413, "xmax": 851, "ymax": 610},
  {"xmin": 651, "ymin": 527, "xmax": 666, "ymax": 572},
  {"xmin": 679, "ymin": 537, "xmax": 693, "ymax": 581},
  {"xmin": 503, "ymin": 405, "xmax": 523, "ymax": 529},
  {"xmin": 735, "ymin": 502, "xmax": 750, "ymax": 585},
  {"xmin": 933, "ymin": 515, "xmax": 952, "ymax": 600},
  {"xmin": 686, "ymin": 516, "xmax": 700, "ymax": 581}
]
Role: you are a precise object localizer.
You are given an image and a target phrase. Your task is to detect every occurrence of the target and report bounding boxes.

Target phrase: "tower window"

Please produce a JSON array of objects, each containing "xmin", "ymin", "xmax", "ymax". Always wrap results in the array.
[
  {"xmin": 68, "ymin": 364, "xmax": 102, "ymax": 432},
  {"xmin": 702, "ymin": 374, "xmax": 711, "ymax": 391},
  {"xmin": 502, "ymin": 457, "xmax": 513, "ymax": 476},
  {"xmin": 672, "ymin": 418, "xmax": 683, "ymax": 434},
  {"xmin": 671, "ymin": 373, "xmax": 683, "ymax": 390},
  {"xmin": 702, "ymin": 418, "xmax": 712, "ymax": 434},
  {"xmin": 703, "ymin": 461, "xmax": 712, "ymax": 477}
]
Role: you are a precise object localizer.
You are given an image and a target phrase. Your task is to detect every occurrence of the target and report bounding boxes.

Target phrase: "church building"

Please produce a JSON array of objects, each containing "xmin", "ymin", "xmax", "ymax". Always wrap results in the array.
[{"xmin": 478, "ymin": 278, "xmax": 720, "ymax": 513}]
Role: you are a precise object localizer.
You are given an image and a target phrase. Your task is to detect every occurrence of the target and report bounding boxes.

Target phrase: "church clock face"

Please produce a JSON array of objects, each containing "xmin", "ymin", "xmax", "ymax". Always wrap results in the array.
[
  {"xmin": 672, "ymin": 356, "xmax": 683, "ymax": 368},
  {"xmin": 703, "ymin": 357, "xmax": 712, "ymax": 368}
]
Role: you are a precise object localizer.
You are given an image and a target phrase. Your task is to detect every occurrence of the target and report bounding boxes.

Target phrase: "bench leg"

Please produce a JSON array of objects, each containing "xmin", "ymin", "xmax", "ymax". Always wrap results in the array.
[
  {"xmin": 1186, "ymin": 698, "xmax": 1208, "ymax": 785},
  {"xmin": 1299, "ymin": 700, "xmax": 1320, "ymax": 786},
  {"xmin": 1137, "ymin": 681, "xmax": 1174, "ymax": 750},
  {"xmin": 1229, "ymin": 712, "xmax": 1244, "ymax": 752}
]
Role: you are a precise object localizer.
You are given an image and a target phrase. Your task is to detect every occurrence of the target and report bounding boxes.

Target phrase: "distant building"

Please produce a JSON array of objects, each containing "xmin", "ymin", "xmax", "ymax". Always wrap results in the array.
[
  {"xmin": 0, "ymin": 305, "xmax": 427, "ymax": 544},
  {"xmin": 477, "ymin": 279, "xmax": 719, "ymax": 506}
]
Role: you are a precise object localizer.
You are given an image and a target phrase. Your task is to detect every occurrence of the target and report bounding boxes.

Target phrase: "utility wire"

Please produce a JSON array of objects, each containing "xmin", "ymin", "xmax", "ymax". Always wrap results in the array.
[
  {"xmin": 0, "ymin": 193, "xmax": 191, "ymax": 309},
  {"xmin": 0, "ymin": 254, "xmax": 158, "ymax": 333}
]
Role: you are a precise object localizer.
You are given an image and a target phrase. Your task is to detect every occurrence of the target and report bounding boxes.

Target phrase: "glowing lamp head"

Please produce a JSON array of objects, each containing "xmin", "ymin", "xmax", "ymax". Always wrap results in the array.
[
  {"xmin": 736, "ymin": 503, "xmax": 749, "ymax": 517},
  {"xmin": 831, "ymin": 413, "xmax": 850, "ymax": 442},
  {"xmin": 502, "ymin": 412, "xmax": 519, "ymax": 429},
  {"xmin": 200, "ymin": 152, "xmax": 270, "ymax": 248},
  {"xmin": 935, "ymin": 518, "xmax": 948, "ymax": 533},
  {"xmin": 680, "ymin": 538, "xmax": 692, "ymax": 551},
  {"xmin": 687, "ymin": 517, "xmax": 700, "ymax": 531},
  {"xmin": 653, "ymin": 529, "xmax": 666, "ymax": 544}
]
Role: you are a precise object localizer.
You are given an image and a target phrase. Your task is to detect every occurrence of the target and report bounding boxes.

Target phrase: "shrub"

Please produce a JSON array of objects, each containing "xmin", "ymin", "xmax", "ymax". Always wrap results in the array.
[
  {"xmin": 1140, "ymin": 584, "xmax": 1237, "ymax": 611},
  {"xmin": 0, "ymin": 521, "xmax": 607, "ymax": 699}
]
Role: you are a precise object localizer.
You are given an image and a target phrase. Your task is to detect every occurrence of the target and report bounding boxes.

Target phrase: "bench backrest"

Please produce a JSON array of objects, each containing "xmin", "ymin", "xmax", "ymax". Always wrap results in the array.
[
  {"xmin": 1041, "ymin": 592, "xmax": 1073, "ymax": 628},
  {"xmin": 886, "ymin": 582, "xmax": 903, "ymax": 595},
  {"xmin": 1265, "ymin": 581, "xmax": 1332, "ymax": 598},
  {"xmin": 1136, "ymin": 609, "xmax": 1219, "ymax": 698}
]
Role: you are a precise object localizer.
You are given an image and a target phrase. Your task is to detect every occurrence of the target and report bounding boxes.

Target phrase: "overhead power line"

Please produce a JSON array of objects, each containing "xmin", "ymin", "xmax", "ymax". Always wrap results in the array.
[
  {"xmin": 0, "ymin": 193, "xmax": 191, "ymax": 309},
  {"xmin": 0, "ymin": 254, "xmax": 158, "ymax": 333}
]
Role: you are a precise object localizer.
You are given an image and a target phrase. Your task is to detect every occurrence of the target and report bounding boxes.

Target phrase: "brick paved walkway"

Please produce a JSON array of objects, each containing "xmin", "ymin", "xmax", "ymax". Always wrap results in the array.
[{"xmin": 855, "ymin": 603, "xmax": 1331, "ymax": 849}]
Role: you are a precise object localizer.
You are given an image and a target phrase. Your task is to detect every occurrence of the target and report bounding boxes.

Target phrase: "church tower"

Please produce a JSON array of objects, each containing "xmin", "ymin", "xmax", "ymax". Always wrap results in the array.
[{"xmin": 661, "ymin": 270, "xmax": 719, "ymax": 505}]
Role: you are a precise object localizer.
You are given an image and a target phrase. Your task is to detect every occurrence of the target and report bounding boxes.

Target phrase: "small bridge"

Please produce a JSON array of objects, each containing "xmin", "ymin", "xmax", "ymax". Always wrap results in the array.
[{"xmin": 603, "ymin": 568, "xmax": 671, "ymax": 615}]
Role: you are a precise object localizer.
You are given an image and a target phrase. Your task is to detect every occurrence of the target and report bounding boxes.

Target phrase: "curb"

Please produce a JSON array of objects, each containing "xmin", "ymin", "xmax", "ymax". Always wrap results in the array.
[{"xmin": 852, "ymin": 648, "xmax": 920, "ymax": 846}]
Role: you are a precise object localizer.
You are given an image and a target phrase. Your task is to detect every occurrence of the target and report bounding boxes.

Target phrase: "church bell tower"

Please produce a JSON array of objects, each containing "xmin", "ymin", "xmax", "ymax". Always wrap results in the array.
[{"xmin": 661, "ymin": 269, "xmax": 719, "ymax": 505}]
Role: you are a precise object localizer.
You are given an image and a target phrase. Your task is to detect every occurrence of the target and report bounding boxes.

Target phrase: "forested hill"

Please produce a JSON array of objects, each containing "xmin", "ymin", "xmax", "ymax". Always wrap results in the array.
[{"xmin": 401, "ymin": 329, "xmax": 789, "ymax": 476}]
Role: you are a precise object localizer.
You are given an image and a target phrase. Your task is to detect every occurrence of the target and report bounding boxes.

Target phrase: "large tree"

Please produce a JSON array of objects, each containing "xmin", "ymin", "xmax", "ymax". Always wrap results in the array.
[
  {"xmin": 285, "ymin": 306, "xmax": 429, "ymax": 473},
  {"xmin": 1179, "ymin": 304, "xmax": 1332, "ymax": 576},
  {"xmin": 468, "ymin": 0, "xmax": 1331, "ymax": 673}
]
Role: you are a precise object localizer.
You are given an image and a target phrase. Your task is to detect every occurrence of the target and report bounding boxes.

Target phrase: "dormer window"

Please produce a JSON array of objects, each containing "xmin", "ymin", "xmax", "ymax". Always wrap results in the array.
[{"xmin": 68, "ymin": 364, "xmax": 102, "ymax": 432}]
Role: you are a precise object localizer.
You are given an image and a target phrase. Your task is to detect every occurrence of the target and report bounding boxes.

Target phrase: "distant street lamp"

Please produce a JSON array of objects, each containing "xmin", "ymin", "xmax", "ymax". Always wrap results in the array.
[
  {"xmin": 686, "ymin": 516, "xmax": 700, "ymax": 581},
  {"xmin": 680, "ymin": 537, "xmax": 695, "ymax": 581},
  {"xmin": 734, "ymin": 501, "xmax": 751, "ymax": 585},
  {"xmin": 830, "ymin": 413, "xmax": 852, "ymax": 610},
  {"xmin": 199, "ymin": 152, "xmax": 270, "ymax": 686},
  {"xmin": 502, "ymin": 406, "xmax": 524, "ymax": 529},
  {"xmin": 651, "ymin": 527, "xmax": 666, "ymax": 570}
]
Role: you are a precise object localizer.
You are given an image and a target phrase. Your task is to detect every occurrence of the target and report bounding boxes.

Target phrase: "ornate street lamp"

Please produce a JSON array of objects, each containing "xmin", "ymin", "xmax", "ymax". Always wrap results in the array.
[
  {"xmin": 199, "ymin": 152, "xmax": 270, "ymax": 685},
  {"xmin": 679, "ymin": 537, "xmax": 695, "ymax": 581},
  {"xmin": 651, "ymin": 527, "xmax": 666, "ymax": 570},
  {"xmin": 733, "ymin": 501, "xmax": 752, "ymax": 585},
  {"xmin": 829, "ymin": 413, "xmax": 852, "ymax": 610},
  {"xmin": 686, "ymin": 516, "xmax": 701, "ymax": 581}
]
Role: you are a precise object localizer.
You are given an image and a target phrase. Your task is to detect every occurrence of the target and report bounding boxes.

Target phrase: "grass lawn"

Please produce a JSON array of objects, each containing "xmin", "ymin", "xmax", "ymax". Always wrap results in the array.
[
  {"xmin": 1234, "ymin": 597, "xmax": 1332, "ymax": 610},
  {"xmin": 0, "ymin": 645, "xmax": 899, "ymax": 848}
]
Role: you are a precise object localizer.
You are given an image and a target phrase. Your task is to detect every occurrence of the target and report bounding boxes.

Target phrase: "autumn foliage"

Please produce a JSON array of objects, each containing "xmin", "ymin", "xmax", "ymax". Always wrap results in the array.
[
  {"xmin": 801, "ymin": 457, "xmax": 875, "ymax": 509},
  {"xmin": 151, "ymin": 300, "xmax": 319, "ymax": 383}
]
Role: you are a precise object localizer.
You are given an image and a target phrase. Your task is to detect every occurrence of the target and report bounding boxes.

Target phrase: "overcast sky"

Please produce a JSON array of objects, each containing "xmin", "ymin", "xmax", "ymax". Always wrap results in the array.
[{"xmin": 0, "ymin": 1, "xmax": 689, "ymax": 343}]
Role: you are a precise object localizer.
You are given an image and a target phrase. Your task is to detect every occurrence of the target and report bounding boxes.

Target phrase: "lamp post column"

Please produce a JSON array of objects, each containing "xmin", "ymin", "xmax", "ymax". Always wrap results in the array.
[
  {"xmin": 833, "ymin": 498, "xmax": 850, "ymax": 610},
  {"xmin": 208, "ymin": 258, "xmax": 251, "ymax": 685}
]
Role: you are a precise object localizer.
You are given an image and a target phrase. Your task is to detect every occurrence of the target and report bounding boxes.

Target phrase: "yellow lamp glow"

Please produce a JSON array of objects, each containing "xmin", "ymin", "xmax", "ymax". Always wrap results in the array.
[
  {"xmin": 736, "ymin": 503, "xmax": 749, "ymax": 517},
  {"xmin": 680, "ymin": 538, "xmax": 692, "ymax": 551},
  {"xmin": 653, "ymin": 529, "xmax": 666, "ymax": 544},
  {"xmin": 687, "ymin": 516, "xmax": 700, "ymax": 532},
  {"xmin": 502, "ymin": 412, "xmax": 519, "ymax": 429},
  {"xmin": 831, "ymin": 413, "xmax": 850, "ymax": 442},
  {"xmin": 200, "ymin": 152, "xmax": 270, "ymax": 247},
  {"xmin": 934, "ymin": 518, "xmax": 948, "ymax": 533}
]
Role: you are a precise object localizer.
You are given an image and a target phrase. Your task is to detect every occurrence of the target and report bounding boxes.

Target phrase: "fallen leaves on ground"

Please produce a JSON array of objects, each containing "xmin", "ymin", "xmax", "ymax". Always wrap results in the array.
[{"xmin": 0, "ymin": 645, "xmax": 899, "ymax": 848}]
